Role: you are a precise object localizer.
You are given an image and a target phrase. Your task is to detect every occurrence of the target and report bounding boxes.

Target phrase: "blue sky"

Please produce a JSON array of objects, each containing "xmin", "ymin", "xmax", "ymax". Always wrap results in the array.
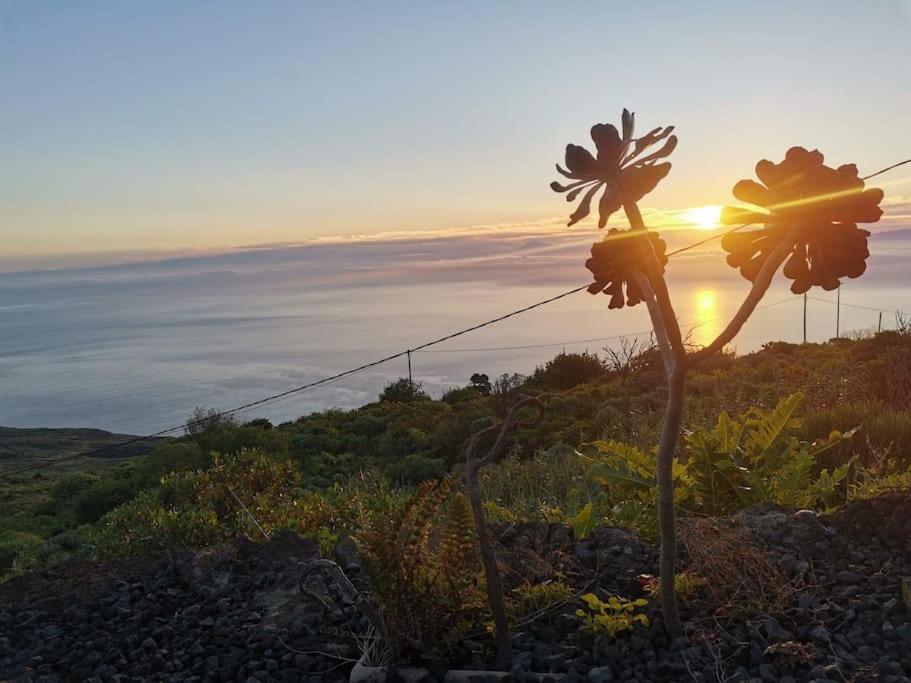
[{"xmin": 3, "ymin": 1, "xmax": 910, "ymax": 260}]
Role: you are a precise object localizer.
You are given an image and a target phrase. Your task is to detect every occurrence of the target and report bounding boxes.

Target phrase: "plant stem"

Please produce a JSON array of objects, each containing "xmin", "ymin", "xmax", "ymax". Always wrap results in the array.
[
  {"xmin": 656, "ymin": 365, "xmax": 685, "ymax": 637},
  {"xmin": 623, "ymin": 200, "xmax": 686, "ymax": 638},
  {"xmin": 688, "ymin": 231, "xmax": 798, "ymax": 367},
  {"xmin": 465, "ymin": 468, "xmax": 512, "ymax": 669}
]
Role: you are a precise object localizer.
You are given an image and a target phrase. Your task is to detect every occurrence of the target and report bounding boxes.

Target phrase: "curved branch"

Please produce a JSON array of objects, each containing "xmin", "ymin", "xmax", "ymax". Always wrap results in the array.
[
  {"xmin": 633, "ymin": 272, "xmax": 676, "ymax": 376},
  {"xmin": 688, "ymin": 231, "xmax": 798, "ymax": 367},
  {"xmin": 465, "ymin": 394, "xmax": 544, "ymax": 472},
  {"xmin": 623, "ymin": 201, "xmax": 686, "ymax": 361},
  {"xmin": 463, "ymin": 394, "xmax": 544, "ymax": 670}
]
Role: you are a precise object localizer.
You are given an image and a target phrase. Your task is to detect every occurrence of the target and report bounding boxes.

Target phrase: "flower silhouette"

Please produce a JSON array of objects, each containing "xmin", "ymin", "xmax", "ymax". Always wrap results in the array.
[
  {"xmin": 552, "ymin": 110, "xmax": 676, "ymax": 227},
  {"xmin": 585, "ymin": 229, "xmax": 668, "ymax": 308},
  {"xmin": 721, "ymin": 147, "xmax": 883, "ymax": 293}
]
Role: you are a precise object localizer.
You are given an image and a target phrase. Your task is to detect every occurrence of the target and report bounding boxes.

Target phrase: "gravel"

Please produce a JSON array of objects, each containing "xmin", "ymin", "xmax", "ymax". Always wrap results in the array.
[{"xmin": 2, "ymin": 492, "xmax": 910, "ymax": 682}]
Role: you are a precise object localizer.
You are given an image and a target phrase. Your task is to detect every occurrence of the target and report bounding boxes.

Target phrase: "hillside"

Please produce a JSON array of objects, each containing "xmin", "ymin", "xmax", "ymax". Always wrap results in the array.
[
  {"xmin": 0, "ymin": 426, "xmax": 164, "ymax": 465},
  {"xmin": 1, "ymin": 331, "xmax": 910, "ymax": 680}
]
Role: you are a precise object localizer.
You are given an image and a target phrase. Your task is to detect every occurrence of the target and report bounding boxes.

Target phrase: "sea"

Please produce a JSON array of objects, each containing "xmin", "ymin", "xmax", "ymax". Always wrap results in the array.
[{"xmin": 1, "ymin": 228, "xmax": 908, "ymax": 434}]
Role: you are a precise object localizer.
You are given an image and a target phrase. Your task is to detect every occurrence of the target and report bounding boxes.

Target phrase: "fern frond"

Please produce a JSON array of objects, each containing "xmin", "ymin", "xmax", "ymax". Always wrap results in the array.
[{"xmin": 744, "ymin": 393, "xmax": 804, "ymax": 462}]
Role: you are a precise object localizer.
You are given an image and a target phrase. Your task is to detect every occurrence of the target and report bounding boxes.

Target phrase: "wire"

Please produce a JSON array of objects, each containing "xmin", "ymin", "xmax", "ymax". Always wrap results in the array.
[
  {"xmin": 3, "ymin": 156, "xmax": 909, "ymax": 476},
  {"xmin": 806, "ymin": 296, "xmax": 900, "ymax": 314},
  {"xmin": 862, "ymin": 158, "xmax": 911, "ymax": 181},
  {"xmin": 664, "ymin": 156, "xmax": 911, "ymax": 257},
  {"xmin": 418, "ymin": 295, "xmax": 798, "ymax": 353},
  {"xmin": 666, "ymin": 223, "xmax": 751, "ymax": 257},
  {"xmin": 1, "ymin": 286, "xmax": 590, "ymax": 476}
]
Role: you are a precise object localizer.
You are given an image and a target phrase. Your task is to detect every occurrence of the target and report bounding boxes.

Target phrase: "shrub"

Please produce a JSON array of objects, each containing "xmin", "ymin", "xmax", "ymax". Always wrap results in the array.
[
  {"xmin": 531, "ymin": 351, "xmax": 605, "ymax": 390},
  {"xmin": 96, "ymin": 449, "xmax": 335, "ymax": 556},
  {"xmin": 354, "ymin": 477, "xmax": 484, "ymax": 662},
  {"xmin": 575, "ymin": 593, "xmax": 649, "ymax": 637},
  {"xmin": 0, "ymin": 530, "xmax": 42, "ymax": 576},
  {"xmin": 389, "ymin": 454, "xmax": 446, "ymax": 486},
  {"xmin": 803, "ymin": 401, "xmax": 911, "ymax": 469},
  {"xmin": 583, "ymin": 393, "xmax": 857, "ymax": 518},
  {"xmin": 185, "ymin": 405, "xmax": 238, "ymax": 435},
  {"xmin": 379, "ymin": 379, "xmax": 429, "ymax": 403},
  {"xmin": 75, "ymin": 477, "xmax": 137, "ymax": 523},
  {"xmin": 509, "ymin": 579, "xmax": 573, "ymax": 620}
]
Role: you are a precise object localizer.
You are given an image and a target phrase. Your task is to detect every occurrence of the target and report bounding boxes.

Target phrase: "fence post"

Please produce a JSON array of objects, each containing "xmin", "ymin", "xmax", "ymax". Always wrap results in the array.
[{"xmin": 803, "ymin": 293, "xmax": 807, "ymax": 343}]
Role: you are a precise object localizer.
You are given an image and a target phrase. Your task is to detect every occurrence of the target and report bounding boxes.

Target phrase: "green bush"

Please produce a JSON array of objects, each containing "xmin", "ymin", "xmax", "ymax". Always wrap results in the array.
[
  {"xmin": 0, "ymin": 530, "xmax": 42, "ymax": 575},
  {"xmin": 530, "ymin": 351, "xmax": 605, "ymax": 391},
  {"xmin": 804, "ymin": 402, "xmax": 911, "ymax": 468},
  {"xmin": 389, "ymin": 454, "xmax": 446, "ymax": 485},
  {"xmin": 96, "ymin": 448, "xmax": 335, "ymax": 557}
]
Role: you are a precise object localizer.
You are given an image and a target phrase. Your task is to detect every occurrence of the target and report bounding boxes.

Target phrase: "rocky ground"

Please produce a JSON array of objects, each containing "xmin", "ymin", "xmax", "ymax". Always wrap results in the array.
[{"xmin": 2, "ymin": 492, "xmax": 910, "ymax": 682}]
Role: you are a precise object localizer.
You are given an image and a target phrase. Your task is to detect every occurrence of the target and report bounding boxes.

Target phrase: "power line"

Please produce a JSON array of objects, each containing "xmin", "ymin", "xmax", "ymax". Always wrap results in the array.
[
  {"xmin": 665, "ymin": 156, "xmax": 910, "ymax": 257},
  {"xmin": 862, "ymin": 158, "xmax": 911, "ymax": 181},
  {"xmin": 806, "ymin": 295, "xmax": 901, "ymax": 315},
  {"xmin": 418, "ymin": 296, "xmax": 799, "ymax": 353},
  {"xmin": 3, "ymin": 157, "xmax": 908, "ymax": 476}
]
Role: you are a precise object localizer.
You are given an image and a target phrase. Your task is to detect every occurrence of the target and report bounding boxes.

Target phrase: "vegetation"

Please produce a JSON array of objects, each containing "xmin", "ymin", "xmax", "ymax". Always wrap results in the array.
[
  {"xmin": 1, "ymin": 332, "xmax": 909, "ymax": 668},
  {"xmin": 1, "ymin": 331, "xmax": 910, "ymax": 581},
  {"xmin": 551, "ymin": 110, "xmax": 887, "ymax": 634},
  {"xmin": 354, "ymin": 477, "xmax": 484, "ymax": 663},
  {"xmin": 575, "ymin": 593, "xmax": 650, "ymax": 637}
]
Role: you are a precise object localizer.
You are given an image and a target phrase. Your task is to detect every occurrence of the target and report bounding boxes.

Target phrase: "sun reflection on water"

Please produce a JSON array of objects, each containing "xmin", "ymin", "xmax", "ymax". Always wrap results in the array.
[{"xmin": 692, "ymin": 289, "xmax": 720, "ymax": 347}]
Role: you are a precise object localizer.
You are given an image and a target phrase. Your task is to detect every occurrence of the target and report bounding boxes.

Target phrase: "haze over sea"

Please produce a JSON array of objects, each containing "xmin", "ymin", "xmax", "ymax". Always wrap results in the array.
[{"xmin": 2, "ymin": 225, "xmax": 909, "ymax": 435}]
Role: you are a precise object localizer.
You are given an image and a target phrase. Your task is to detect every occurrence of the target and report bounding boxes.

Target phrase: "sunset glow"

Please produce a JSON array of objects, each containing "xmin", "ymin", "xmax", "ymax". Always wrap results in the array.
[
  {"xmin": 693, "ymin": 288, "xmax": 721, "ymax": 347},
  {"xmin": 682, "ymin": 205, "xmax": 724, "ymax": 230}
]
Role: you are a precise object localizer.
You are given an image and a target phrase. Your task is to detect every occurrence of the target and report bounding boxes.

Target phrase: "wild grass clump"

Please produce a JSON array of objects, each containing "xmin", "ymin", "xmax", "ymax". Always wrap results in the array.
[
  {"xmin": 679, "ymin": 517, "xmax": 794, "ymax": 618},
  {"xmin": 478, "ymin": 447, "xmax": 594, "ymax": 522},
  {"xmin": 803, "ymin": 401, "xmax": 911, "ymax": 469}
]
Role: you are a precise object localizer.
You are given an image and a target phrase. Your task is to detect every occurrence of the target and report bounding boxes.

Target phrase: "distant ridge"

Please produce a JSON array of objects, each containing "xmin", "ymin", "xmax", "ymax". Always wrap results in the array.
[{"xmin": 0, "ymin": 426, "xmax": 166, "ymax": 468}]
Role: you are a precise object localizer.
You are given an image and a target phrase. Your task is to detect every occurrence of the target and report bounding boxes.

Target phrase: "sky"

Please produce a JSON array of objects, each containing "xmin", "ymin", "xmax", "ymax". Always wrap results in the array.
[{"xmin": 2, "ymin": 0, "xmax": 911, "ymax": 265}]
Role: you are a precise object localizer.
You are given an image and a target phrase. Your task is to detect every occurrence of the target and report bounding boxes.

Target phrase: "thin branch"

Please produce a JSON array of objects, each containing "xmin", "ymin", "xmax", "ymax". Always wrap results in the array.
[
  {"xmin": 633, "ymin": 272, "xmax": 677, "ymax": 376},
  {"xmin": 688, "ymin": 231, "xmax": 798, "ymax": 367},
  {"xmin": 225, "ymin": 485, "xmax": 270, "ymax": 541},
  {"xmin": 624, "ymin": 201, "xmax": 686, "ymax": 361}
]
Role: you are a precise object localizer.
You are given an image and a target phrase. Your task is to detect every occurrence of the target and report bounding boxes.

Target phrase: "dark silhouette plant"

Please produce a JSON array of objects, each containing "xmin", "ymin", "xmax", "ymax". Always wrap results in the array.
[
  {"xmin": 552, "ymin": 112, "xmax": 884, "ymax": 636},
  {"xmin": 462, "ymin": 395, "xmax": 544, "ymax": 669}
]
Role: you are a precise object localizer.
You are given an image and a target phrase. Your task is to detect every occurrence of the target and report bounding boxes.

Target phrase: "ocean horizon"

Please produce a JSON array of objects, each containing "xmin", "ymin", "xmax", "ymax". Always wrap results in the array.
[{"xmin": 2, "ymin": 226, "xmax": 909, "ymax": 435}]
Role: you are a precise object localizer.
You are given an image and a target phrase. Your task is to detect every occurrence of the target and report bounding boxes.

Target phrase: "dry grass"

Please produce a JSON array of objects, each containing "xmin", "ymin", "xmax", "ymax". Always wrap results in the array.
[{"xmin": 679, "ymin": 516, "xmax": 795, "ymax": 617}]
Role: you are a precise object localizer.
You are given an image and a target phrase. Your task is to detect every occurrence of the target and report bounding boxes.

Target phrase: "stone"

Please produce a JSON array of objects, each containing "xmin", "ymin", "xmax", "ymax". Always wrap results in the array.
[
  {"xmin": 587, "ymin": 665, "xmax": 613, "ymax": 682},
  {"xmin": 836, "ymin": 570, "xmax": 862, "ymax": 585}
]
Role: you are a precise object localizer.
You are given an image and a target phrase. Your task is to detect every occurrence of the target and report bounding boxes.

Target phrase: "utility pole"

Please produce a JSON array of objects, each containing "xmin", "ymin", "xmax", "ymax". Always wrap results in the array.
[
  {"xmin": 803, "ymin": 293, "xmax": 807, "ymax": 343},
  {"xmin": 406, "ymin": 349, "xmax": 413, "ymax": 388},
  {"xmin": 836, "ymin": 287, "xmax": 841, "ymax": 338},
  {"xmin": 878, "ymin": 312, "xmax": 883, "ymax": 333}
]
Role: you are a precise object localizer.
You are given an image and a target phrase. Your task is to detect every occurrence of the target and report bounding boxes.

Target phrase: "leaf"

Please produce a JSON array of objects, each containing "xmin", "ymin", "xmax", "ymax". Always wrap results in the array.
[
  {"xmin": 571, "ymin": 502, "xmax": 597, "ymax": 541},
  {"xmin": 744, "ymin": 393, "xmax": 805, "ymax": 463},
  {"xmin": 634, "ymin": 135, "xmax": 678, "ymax": 165},
  {"xmin": 715, "ymin": 411, "xmax": 743, "ymax": 454},
  {"xmin": 587, "ymin": 460, "xmax": 656, "ymax": 490}
]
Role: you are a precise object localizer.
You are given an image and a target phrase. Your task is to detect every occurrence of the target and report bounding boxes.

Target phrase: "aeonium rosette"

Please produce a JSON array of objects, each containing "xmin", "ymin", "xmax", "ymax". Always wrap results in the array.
[
  {"xmin": 585, "ymin": 229, "xmax": 669, "ymax": 309},
  {"xmin": 551, "ymin": 109, "xmax": 677, "ymax": 227},
  {"xmin": 720, "ymin": 147, "xmax": 883, "ymax": 293}
]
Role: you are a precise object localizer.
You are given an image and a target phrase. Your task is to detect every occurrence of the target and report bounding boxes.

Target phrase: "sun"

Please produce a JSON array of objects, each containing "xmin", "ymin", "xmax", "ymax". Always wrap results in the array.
[{"xmin": 683, "ymin": 205, "xmax": 723, "ymax": 230}]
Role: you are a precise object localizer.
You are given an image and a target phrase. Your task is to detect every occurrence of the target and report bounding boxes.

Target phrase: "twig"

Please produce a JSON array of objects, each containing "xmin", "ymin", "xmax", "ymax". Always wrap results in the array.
[
  {"xmin": 277, "ymin": 636, "xmax": 360, "ymax": 663},
  {"xmin": 225, "ymin": 485, "xmax": 270, "ymax": 541}
]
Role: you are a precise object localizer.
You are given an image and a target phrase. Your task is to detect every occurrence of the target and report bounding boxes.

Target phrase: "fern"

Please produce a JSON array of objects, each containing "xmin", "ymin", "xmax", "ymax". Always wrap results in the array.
[
  {"xmin": 582, "ymin": 394, "xmax": 859, "ymax": 520},
  {"xmin": 743, "ymin": 392, "xmax": 804, "ymax": 464},
  {"xmin": 354, "ymin": 477, "xmax": 484, "ymax": 662}
]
